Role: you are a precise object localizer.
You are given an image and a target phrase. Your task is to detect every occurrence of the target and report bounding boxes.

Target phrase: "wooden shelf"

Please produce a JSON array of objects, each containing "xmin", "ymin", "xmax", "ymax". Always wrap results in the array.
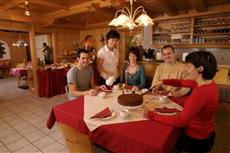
[
  {"xmin": 152, "ymin": 13, "xmax": 230, "ymax": 48},
  {"xmin": 153, "ymin": 32, "xmax": 190, "ymax": 35},
  {"xmin": 194, "ymin": 23, "xmax": 230, "ymax": 28},
  {"xmin": 194, "ymin": 33, "xmax": 230, "ymax": 36},
  {"xmin": 151, "ymin": 43, "xmax": 230, "ymax": 49}
]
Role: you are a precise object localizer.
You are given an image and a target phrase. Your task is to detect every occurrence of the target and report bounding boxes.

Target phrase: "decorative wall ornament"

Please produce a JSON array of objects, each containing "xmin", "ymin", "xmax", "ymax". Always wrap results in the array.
[{"xmin": 0, "ymin": 40, "xmax": 10, "ymax": 60}]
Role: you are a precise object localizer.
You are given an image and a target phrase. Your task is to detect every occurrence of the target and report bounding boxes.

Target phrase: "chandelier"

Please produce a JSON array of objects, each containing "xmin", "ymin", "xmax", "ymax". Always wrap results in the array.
[
  {"xmin": 12, "ymin": 33, "xmax": 29, "ymax": 47},
  {"xmin": 13, "ymin": 40, "xmax": 28, "ymax": 47},
  {"xmin": 108, "ymin": 0, "xmax": 153, "ymax": 30}
]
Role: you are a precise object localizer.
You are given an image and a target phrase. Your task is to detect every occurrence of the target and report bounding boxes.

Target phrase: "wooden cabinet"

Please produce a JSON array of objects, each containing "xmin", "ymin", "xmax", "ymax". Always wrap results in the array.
[{"xmin": 152, "ymin": 13, "xmax": 230, "ymax": 48}]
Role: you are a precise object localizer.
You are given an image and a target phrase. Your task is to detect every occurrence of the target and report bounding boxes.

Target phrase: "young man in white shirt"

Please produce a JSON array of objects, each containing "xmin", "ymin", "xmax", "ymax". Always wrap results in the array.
[{"xmin": 97, "ymin": 30, "xmax": 120, "ymax": 85}]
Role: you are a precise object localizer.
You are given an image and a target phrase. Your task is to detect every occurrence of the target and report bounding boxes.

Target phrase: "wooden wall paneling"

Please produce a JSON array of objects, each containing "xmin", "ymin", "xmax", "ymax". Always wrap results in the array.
[
  {"xmin": 118, "ymin": 30, "xmax": 126, "ymax": 78},
  {"xmin": 141, "ymin": 62, "xmax": 159, "ymax": 88},
  {"xmin": 80, "ymin": 28, "xmax": 109, "ymax": 51},
  {"xmin": 0, "ymin": 31, "xmax": 27, "ymax": 67},
  {"xmin": 51, "ymin": 31, "xmax": 57, "ymax": 63},
  {"xmin": 0, "ymin": 20, "xmax": 30, "ymax": 32},
  {"xmin": 55, "ymin": 28, "xmax": 80, "ymax": 62}
]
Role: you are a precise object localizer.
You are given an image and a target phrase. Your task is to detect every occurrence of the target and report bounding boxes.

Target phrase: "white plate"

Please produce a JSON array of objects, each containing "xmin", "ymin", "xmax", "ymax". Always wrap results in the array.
[
  {"xmin": 141, "ymin": 88, "xmax": 149, "ymax": 94},
  {"xmin": 117, "ymin": 102, "xmax": 143, "ymax": 110},
  {"xmin": 156, "ymin": 112, "xmax": 177, "ymax": 116}
]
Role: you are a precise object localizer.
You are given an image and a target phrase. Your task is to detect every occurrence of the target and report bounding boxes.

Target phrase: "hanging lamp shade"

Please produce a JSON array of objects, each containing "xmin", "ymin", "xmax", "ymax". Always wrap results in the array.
[
  {"xmin": 115, "ymin": 14, "xmax": 130, "ymax": 26},
  {"xmin": 135, "ymin": 13, "xmax": 153, "ymax": 26}
]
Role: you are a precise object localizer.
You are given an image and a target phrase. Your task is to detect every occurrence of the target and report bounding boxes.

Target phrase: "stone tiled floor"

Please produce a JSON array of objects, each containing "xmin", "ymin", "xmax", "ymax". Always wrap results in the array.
[
  {"xmin": 0, "ymin": 77, "xmax": 68, "ymax": 153},
  {"xmin": 0, "ymin": 77, "xmax": 229, "ymax": 153}
]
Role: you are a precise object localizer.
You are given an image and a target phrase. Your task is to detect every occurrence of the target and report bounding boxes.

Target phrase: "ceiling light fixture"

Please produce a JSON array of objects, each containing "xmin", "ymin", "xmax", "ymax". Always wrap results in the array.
[
  {"xmin": 109, "ymin": 0, "xmax": 153, "ymax": 30},
  {"xmin": 24, "ymin": 0, "xmax": 31, "ymax": 16}
]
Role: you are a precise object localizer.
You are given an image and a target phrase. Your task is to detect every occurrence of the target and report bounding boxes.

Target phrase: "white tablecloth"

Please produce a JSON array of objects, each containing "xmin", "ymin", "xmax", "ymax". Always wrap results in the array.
[
  {"xmin": 84, "ymin": 91, "xmax": 146, "ymax": 131},
  {"xmin": 84, "ymin": 92, "xmax": 183, "ymax": 131}
]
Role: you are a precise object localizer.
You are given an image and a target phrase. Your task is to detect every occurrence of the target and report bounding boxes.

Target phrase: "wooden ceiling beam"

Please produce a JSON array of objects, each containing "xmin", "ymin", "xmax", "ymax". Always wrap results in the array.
[
  {"xmin": 0, "ymin": 8, "xmax": 48, "ymax": 25},
  {"xmin": 46, "ymin": 0, "xmax": 112, "ymax": 20},
  {"xmin": 3, "ymin": 0, "xmax": 24, "ymax": 10},
  {"xmin": 87, "ymin": 3, "xmax": 100, "ymax": 12},
  {"xmin": 110, "ymin": 0, "xmax": 126, "ymax": 7},
  {"xmin": 188, "ymin": 0, "xmax": 206, "ymax": 12},
  {"xmin": 52, "ymin": 23, "xmax": 85, "ymax": 30},
  {"xmin": 85, "ymin": 21, "xmax": 110, "ymax": 29},
  {"xmin": 152, "ymin": 0, "xmax": 177, "ymax": 16},
  {"xmin": 30, "ymin": 0, "xmax": 69, "ymax": 10}
]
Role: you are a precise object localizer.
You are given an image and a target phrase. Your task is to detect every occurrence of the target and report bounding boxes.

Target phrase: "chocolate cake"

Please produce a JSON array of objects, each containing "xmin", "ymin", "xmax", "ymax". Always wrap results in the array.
[{"xmin": 118, "ymin": 94, "xmax": 143, "ymax": 106}]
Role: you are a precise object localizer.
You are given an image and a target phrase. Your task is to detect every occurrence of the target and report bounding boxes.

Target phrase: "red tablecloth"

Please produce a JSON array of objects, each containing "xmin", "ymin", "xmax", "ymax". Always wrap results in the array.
[
  {"xmin": 47, "ymin": 97, "xmax": 180, "ymax": 153},
  {"xmin": 9, "ymin": 68, "xmax": 27, "ymax": 77},
  {"xmin": 37, "ymin": 69, "xmax": 68, "ymax": 97}
]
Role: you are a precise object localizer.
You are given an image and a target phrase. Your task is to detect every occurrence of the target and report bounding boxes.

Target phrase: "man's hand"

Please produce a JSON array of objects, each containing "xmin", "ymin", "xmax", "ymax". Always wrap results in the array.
[{"xmin": 151, "ymin": 81, "xmax": 163, "ymax": 94}]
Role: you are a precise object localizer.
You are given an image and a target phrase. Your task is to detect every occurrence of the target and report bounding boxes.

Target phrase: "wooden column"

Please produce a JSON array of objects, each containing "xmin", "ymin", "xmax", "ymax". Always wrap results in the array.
[
  {"xmin": 29, "ymin": 24, "xmax": 39, "ymax": 94},
  {"xmin": 51, "ymin": 29, "xmax": 58, "ymax": 63}
]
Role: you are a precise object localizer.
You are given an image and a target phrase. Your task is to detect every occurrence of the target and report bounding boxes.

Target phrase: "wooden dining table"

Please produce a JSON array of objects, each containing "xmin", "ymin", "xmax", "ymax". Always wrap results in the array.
[{"xmin": 47, "ymin": 94, "xmax": 182, "ymax": 153}]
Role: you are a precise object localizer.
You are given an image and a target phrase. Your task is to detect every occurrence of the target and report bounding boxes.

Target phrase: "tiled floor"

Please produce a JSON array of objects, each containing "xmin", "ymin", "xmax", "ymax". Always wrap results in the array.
[
  {"xmin": 0, "ymin": 77, "xmax": 230, "ymax": 153},
  {"xmin": 0, "ymin": 77, "xmax": 69, "ymax": 153}
]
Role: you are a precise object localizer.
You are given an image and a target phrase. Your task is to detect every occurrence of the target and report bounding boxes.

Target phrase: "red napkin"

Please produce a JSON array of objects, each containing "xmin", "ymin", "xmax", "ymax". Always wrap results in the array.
[
  {"xmin": 154, "ymin": 107, "xmax": 181, "ymax": 113},
  {"xmin": 126, "ymin": 86, "xmax": 133, "ymax": 90},
  {"xmin": 99, "ymin": 87, "xmax": 112, "ymax": 93},
  {"xmin": 90, "ymin": 107, "xmax": 112, "ymax": 119},
  {"xmin": 103, "ymin": 89, "xmax": 112, "ymax": 93}
]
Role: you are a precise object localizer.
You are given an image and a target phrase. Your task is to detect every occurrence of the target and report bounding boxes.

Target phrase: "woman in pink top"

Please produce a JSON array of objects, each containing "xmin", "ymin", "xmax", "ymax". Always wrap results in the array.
[{"xmin": 145, "ymin": 51, "xmax": 218, "ymax": 153}]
